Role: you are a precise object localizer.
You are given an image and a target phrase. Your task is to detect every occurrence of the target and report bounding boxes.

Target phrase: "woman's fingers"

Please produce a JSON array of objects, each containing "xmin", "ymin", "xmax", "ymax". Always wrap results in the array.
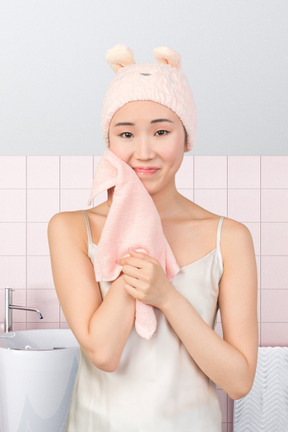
[
  {"xmin": 118, "ymin": 256, "xmax": 143, "ymax": 269},
  {"xmin": 123, "ymin": 283, "xmax": 140, "ymax": 300},
  {"xmin": 122, "ymin": 274, "xmax": 145, "ymax": 290},
  {"xmin": 121, "ymin": 263, "xmax": 142, "ymax": 279},
  {"xmin": 118, "ymin": 249, "xmax": 156, "ymax": 268}
]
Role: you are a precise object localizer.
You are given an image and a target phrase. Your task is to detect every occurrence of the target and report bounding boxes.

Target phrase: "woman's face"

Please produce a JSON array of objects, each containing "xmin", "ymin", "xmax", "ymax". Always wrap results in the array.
[{"xmin": 108, "ymin": 100, "xmax": 187, "ymax": 196}]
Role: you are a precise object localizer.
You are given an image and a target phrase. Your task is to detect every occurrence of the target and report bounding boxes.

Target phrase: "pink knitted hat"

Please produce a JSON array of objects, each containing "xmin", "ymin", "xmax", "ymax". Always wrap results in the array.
[{"xmin": 101, "ymin": 45, "xmax": 197, "ymax": 151}]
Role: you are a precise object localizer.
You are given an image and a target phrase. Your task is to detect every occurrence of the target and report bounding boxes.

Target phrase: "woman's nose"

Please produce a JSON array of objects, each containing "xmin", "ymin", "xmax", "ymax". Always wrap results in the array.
[{"xmin": 134, "ymin": 136, "xmax": 155, "ymax": 159}]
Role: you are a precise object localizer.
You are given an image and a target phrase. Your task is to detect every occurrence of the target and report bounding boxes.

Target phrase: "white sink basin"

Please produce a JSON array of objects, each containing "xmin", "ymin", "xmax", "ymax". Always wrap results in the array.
[
  {"xmin": 0, "ymin": 329, "xmax": 80, "ymax": 432},
  {"xmin": 0, "ymin": 328, "xmax": 79, "ymax": 351}
]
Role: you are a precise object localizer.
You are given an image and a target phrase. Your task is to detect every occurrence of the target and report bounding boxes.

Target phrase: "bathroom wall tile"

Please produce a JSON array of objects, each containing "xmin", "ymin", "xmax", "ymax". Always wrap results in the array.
[
  {"xmin": 261, "ymin": 189, "xmax": 288, "ymax": 222},
  {"xmin": 12, "ymin": 322, "xmax": 27, "ymax": 331},
  {"xmin": 261, "ymin": 290, "xmax": 288, "ymax": 323},
  {"xmin": 0, "ymin": 190, "xmax": 26, "ymax": 222},
  {"xmin": 0, "ymin": 156, "xmax": 26, "ymax": 189},
  {"xmin": 175, "ymin": 156, "xmax": 194, "ymax": 189},
  {"xmin": 228, "ymin": 156, "xmax": 260, "ymax": 189},
  {"xmin": 261, "ymin": 256, "xmax": 288, "ymax": 289},
  {"xmin": 61, "ymin": 156, "xmax": 93, "ymax": 189},
  {"xmin": 261, "ymin": 223, "xmax": 288, "ymax": 255},
  {"xmin": 27, "ymin": 322, "xmax": 59, "ymax": 330},
  {"xmin": 27, "ymin": 156, "xmax": 59, "ymax": 189},
  {"xmin": 0, "ymin": 256, "xmax": 26, "ymax": 289},
  {"xmin": 27, "ymin": 256, "xmax": 54, "ymax": 289},
  {"xmin": 27, "ymin": 289, "xmax": 59, "ymax": 323},
  {"xmin": 27, "ymin": 189, "xmax": 59, "ymax": 222},
  {"xmin": 194, "ymin": 156, "xmax": 227, "ymax": 189},
  {"xmin": 256, "ymin": 256, "xmax": 260, "ymax": 290},
  {"xmin": 217, "ymin": 389, "xmax": 228, "ymax": 422},
  {"xmin": 93, "ymin": 155, "xmax": 102, "ymax": 169},
  {"xmin": 0, "ymin": 289, "xmax": 4, "ymax": 323},
  {"xmin": 11, "ymin": 289, "xmax": 27, "ymax": 323},
  {"xmin": 0, "ymin": 223, "xmax": 26, "ymax": 255},
  {"xmin": 27, "ymin": 222, "xmax": 50, "ymax": 255},
  {"xmin": 60, "ymin": 307, "xmax": 67, "ymax": 324},
  {"xmin": 194, "ymin": 189, "xmax": 227, "ymax": 216},
  {"xmin": 257, "ymin": 290, "xmax": 261, "ymax": 323},
  {"xmin": 228, "ymin": 189, "xmax": 260, "ymax": 222},
  {"xmin": 258, "ymin": 321, "xmax": 261, "ymax": 342},
  {"xmin": 261, "ymin": 156, "xmax": 288, "ymax": 188},
  {"xmin": 60, "ymin": 189, "xmax": 94, "ymax": 212},
  {"xmin": 261, "ymin": 323, "xmax": 288, "ymax": 346},
  {"xmin": 60, "ymin": 322, "xmax": 70, "ymax": 329}
]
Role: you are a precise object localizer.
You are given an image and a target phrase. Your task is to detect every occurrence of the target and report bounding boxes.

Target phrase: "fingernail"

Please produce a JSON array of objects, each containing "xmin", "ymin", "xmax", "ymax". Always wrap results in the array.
[{"xmin": 129, "ymin": 248, "xmax": 137, "ymax": 253}]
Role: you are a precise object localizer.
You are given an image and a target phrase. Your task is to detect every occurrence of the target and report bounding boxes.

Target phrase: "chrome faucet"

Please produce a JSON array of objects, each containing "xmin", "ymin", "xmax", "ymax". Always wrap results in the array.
[{"xmin": 5, "ymin": 288, "xmax": 44, "ymax": 333}]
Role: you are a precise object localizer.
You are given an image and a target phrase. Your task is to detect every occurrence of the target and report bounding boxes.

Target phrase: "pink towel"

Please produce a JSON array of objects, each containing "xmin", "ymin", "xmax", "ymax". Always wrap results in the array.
[{"xmin": 87, "ymin": 149, "xmax": 180, "ymax": 339}]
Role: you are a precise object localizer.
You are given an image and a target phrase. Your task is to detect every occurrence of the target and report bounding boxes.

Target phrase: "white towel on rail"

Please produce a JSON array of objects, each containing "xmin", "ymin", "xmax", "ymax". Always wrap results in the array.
[{"xmin": 234, "ymin": 347, "xmax": 288, "ymax": 431}]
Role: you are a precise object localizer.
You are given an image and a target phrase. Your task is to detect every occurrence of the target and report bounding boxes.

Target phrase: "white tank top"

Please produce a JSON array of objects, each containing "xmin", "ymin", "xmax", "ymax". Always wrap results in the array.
[{"xmin": 66, "ymin": 211, "xmax": 225, "ymax": 432}]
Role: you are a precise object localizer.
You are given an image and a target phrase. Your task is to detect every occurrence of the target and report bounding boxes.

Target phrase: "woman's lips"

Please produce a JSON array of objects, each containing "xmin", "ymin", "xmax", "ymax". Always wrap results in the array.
[{"xmin": 133, "ymin": 167, "xmax": 159, "ymax": 175}]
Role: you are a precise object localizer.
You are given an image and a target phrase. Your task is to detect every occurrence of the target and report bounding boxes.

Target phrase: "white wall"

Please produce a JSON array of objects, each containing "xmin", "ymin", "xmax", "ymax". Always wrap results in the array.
[{"xmin": 0, "ymin": 0, "xmax": 287, "ymax": 155}]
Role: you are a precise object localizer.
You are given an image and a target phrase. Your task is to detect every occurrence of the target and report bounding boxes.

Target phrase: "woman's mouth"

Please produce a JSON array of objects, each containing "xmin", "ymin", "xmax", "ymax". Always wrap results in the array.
[{"xmin": 133, "ymin": 167, "xmax": 160, "ymax": 176}]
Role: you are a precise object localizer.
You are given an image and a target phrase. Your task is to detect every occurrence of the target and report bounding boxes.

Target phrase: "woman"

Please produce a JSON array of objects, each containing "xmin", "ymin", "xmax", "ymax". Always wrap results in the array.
[{"xmin": 48, "ymin": 45, "xmax": 258, "ymax": 431}]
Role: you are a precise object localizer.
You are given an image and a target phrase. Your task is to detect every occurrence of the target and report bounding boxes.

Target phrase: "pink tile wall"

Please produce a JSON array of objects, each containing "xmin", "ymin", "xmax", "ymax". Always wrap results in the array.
[{"xmin": 1, "ymin": 155, "xmax": 288, "ymax": 430}]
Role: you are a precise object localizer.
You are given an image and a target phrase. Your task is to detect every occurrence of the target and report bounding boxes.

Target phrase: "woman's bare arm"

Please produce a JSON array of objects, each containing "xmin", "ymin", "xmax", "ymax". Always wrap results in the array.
[
  {"xmin": 47, "ymin": 211, "xmax": 135, "ymax": 372},
  {"xmin": 120, "ymin": 218, "xmax": 258, "ymax": 400},
  {"xmin": 159, "ymin": 219, "xmax": 258, "ymax": 400}
]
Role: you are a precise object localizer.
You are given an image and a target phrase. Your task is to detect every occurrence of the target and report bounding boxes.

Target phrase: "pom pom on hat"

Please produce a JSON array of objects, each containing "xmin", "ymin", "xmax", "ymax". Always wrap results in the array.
[
  {"xmin": 153, "ymin": 46, "xmax": 181, "ymax": 70},
  {"xmin": 101, "ymin": 44, "xmax": 197, "ymax": 151},
  {"xmin": 105, "ymin": 44, "xmax": 135, "ymax": 73}
]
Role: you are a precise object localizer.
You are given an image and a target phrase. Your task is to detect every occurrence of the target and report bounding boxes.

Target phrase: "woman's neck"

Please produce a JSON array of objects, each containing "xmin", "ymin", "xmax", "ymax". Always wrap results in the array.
[{"xmin": 107, "ymin": 185, "xmax": 182, "ymax": 220}]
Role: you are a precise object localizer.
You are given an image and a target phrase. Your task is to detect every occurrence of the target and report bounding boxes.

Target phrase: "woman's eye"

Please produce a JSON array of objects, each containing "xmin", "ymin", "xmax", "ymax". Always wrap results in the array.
[
  {"xmin": 155, "ymin": 130, "xmax": 168, "ymax": 136},
  {"xmin": 120, "ymin": 132, "xmax": 133, "ymax": 138}
]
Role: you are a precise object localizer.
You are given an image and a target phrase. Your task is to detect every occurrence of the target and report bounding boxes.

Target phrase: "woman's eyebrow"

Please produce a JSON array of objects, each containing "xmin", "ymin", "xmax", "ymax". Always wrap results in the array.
[
  {"xmin": 114, "ymin": 122, "xmax": 134, "ymax": 127},
  {"xmin": 150, "ymin": 118, "xmax": 173, "ymax": 124},
  {"xmin": 114, "ymin": 119, "xmax": 173, "ymax": 127}
]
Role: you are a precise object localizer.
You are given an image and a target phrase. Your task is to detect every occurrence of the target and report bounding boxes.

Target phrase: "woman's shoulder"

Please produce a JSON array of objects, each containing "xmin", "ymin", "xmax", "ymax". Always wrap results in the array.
[
  {"xmin": 48, "ymin": 204, "xmax": 108, "ymax": 249},
  {"xmin": 48, "ymin": 210, "xmax": 87, "ymax": 251},
  {"xmin": 217, "ymin": 216, "xmax": 256, "ymax": 273},
  {"xmin": 220, "ymin": 216, "xmax": 253, "ymax": 245},
  {"xmin": 183, "ymin": 196, "xmax": 252, "ymax": 234},
  {"xmin": 48, "ymin": 209, "xmax": 85, "ymax": 230}
]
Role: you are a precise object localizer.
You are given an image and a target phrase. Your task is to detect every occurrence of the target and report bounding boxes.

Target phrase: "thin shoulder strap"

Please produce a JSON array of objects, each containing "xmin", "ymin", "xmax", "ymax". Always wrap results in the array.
[
  {"xmin": 216, "ymin": 216, "xmax": 224, "ymax": 248},
  {"xmin": 216, "ymin": 216, "xmax": 224, "ymax": 274},
  {"xmin": 81, "ymin": 210, "xmax": 94, "ymax": 258}
]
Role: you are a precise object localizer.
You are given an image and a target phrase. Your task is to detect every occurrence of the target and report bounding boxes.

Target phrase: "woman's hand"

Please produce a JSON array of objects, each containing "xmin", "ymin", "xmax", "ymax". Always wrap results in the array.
[{"xmin": 118, "ymin": 249, "xmax": 174, "ymax": 309}]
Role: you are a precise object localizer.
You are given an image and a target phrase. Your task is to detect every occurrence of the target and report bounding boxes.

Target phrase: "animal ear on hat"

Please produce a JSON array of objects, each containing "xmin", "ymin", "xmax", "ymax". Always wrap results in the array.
[
  {"xmin": 153, "ymin": 47, "xmax": 181, "ymax": 70},
  {"xmin": 105, "ymin": 44, "xmax": 135, "ymax": 73}
]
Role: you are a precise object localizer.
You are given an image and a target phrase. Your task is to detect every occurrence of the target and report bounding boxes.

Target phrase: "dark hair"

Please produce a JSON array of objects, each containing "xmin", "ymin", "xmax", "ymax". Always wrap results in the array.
[{"xmin": 184, "ymin": 126, "xmax": 188, "ymax": 147}]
